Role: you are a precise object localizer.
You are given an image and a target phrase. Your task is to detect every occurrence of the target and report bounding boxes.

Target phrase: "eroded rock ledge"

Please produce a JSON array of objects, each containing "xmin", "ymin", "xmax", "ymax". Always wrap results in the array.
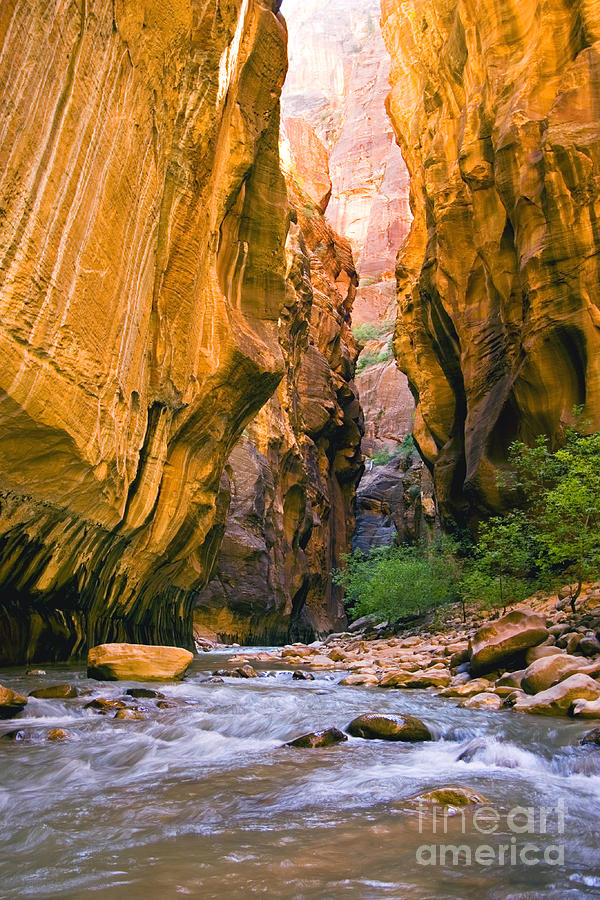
[
  {"xmin": 382, "ymin": 0, "xmax": 600, "ymax": 522},
  {"xmin": 0, "ymin": 0, "xmax": 288, "ymax": 663},
  {"xmin": 193, "ymin": 178, "xmax": 364, "ymax": 645}
]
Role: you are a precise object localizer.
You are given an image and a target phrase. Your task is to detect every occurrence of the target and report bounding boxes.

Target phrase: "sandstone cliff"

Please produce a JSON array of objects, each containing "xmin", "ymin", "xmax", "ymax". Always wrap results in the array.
[
  {"xmin": 0, "ymin": 0, "xmax": 288, "ymax": 663},
  {"xmin": 382, "ymin": 0, "xmax": 600, "ymax": 523},
  {"xmin": 193, "ymin": 179, "xmax": 363, "ymax": 644}
]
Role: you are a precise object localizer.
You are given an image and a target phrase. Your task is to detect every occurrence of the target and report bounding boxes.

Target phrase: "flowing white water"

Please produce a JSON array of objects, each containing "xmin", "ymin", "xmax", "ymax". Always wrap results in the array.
[{"xmin": 1, "ymin": 652, "xmax": 599, "ymax": 899}]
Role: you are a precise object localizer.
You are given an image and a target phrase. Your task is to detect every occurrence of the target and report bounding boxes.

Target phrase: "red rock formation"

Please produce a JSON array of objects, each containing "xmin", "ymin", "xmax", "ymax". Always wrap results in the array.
[
  {"xmin": 382, "ymin": 0, "xmax": 600, "ymax": 522},
  {"xmin": 194, "ymin": 180, "xmax": 363, "ymax": 643}
]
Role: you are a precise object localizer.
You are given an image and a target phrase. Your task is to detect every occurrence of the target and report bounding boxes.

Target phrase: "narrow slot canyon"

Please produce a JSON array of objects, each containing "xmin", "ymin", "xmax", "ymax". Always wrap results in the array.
[{"xmin": 1, "ymin": 2, "xmax": 600, "ymax": 897}]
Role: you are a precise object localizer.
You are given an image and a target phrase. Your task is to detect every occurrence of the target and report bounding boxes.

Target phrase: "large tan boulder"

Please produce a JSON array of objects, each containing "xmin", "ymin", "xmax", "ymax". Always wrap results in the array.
[
  {"xmin": 521, "ymin": 655, "xmax": 600, "ymax": 695},
  {"xmin": 513, "ymin": 674, "xmax": 600, "ymax": 716},
  {"xmin": 347, "ymin": 713, "xmax": 432, "ymax": 742},
  {"xmin": 0, "ymin": 685, "xmax": 28, "ymax": 719},
  {"xmin": 460, "ymin": 692, "xmax": 502, "ymax": 711},
  {"xmin": 469, "ymin": 610, "xmax": 548, "ymax": 674},
  {"xmin": 87, "ymin": 644, "xmax": 193, "ymax": 682}
]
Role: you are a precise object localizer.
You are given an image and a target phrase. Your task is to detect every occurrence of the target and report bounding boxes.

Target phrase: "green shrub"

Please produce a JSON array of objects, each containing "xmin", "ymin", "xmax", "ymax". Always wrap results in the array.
[
  {"xmin": 369, "ymin": 434, "xmax": 416, "ymax": 467},
  {"xmin": 356, "ymin": 344, "xmax": 393, "ymax": 373},
  {"xmin": 334, "ymin": 540, "xmax": 461, "ymax": 622}
]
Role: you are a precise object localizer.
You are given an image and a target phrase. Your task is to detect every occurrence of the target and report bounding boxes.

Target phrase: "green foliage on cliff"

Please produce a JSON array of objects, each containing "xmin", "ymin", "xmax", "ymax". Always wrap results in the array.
[
  {"xmin": 356, "ymin": 341, "xmax": 393, "ymax": 373},
  {"xmin": 352, "ymin": 321, "xmax": 393, "ymax": 345},
  {"xmin": 339, "ymin": 425, "xmax": 600, "ymax": 622},
  {"xmin": 370, "ymin": 434, "xmax": 416, "ymax": 467}
]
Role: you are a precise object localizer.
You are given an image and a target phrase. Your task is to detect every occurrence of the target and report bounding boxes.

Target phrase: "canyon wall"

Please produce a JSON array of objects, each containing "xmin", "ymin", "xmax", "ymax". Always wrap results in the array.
[
  {"xmin": 0, "ymin": 0, "xmax": 289, "ymax": 664},
  {"xmin": 382, "ymin": 0, "xmax": 600, "ymax": 523},
  {"xmin": 194, "ymin": 178, "xmax": 363, "ymax": 644}
]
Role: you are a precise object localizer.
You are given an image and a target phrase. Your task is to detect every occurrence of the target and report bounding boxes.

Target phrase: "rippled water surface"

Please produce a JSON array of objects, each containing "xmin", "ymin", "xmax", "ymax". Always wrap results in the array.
[{"xmin": 1, "ymin": 651, "xmax": 599, "ymax": 899}]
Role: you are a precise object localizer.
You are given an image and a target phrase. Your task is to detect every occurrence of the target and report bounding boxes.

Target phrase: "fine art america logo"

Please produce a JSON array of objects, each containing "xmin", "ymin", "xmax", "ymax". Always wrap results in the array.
[{"xmin": 416, "ymin": 799, "xmax": 566, "ymax": 867}]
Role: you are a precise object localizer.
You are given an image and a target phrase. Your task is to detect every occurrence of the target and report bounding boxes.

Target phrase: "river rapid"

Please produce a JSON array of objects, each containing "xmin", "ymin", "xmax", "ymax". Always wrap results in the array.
[{"xmin": 1, "ymin": 650, "xmax": 599, "ymax": 899}]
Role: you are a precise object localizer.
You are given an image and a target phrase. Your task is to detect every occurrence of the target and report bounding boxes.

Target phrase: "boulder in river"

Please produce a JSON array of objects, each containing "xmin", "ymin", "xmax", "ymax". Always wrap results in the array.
[
  {"xmin": 25, "ymin": 669, "xmax": 46, "ymax": 676},
  {"xmin": 412, "ymin": 786, "xmax": 488, "ymax": 807},
  {"xmin": 29, "ymin": 684, "xmax": 79, "ymax": 699},
  {"xmin": 0, "ymin": 685, "xmax": 28, "ymax": 719},
  {"xmin": 292, "ymin": 671, "xmax": 315, "ymax": 681},
  {"xmin": 339, "ymin": 673, "xmax": 379, "ymax": 686},
  {"xmin": 84, "ymin": 698, "xmax": 128, "ymax": 712},
  {"xmin": 47, "ymin": 728, "xmax": 71, "ymax": 741},
  {"xmin": 347, "ymin": 713, "xmax": 432, "ymax": 742},
  {"xmin": 512, "ymin": 673, "xmax": 600, "ymax": 716},
  {"xmin": 571, "ymin": 697, "xmax": 600, "ymax": 718},
  {"xmin": 126, "ymin": 687, "xmax": 165, "ymax": 699},
  {"xmin": 581, "ymin": 727, "xmax": 600, "ymax": 745},
  {"xmin": 459, "ymin": 692, "xmax": 502, "ymax": 710},
  {"xmin": 521, "ymin": 654, "xmax": 600, "ymax": 695},
  {"xmin": 115, "ymin": 708, "xmax": 146, "ymax": 720},
  {"xmin": 469, "ymin": 609, "xmax": 548, "ymax": 674},
  {"xmin": 87, "ymin": 643, "xmax": 193, "ymax": 681},
  {"xmin": 287, "ymin": 728, "xmax": 348, "ymax": 748}
]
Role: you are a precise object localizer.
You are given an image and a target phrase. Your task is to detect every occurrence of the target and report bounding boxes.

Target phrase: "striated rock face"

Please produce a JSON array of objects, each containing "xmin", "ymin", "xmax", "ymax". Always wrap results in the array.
[
  {"xmin": 0, "ymin": 0, "xmax": 288, "ymax": 664},
  {"xmin": 194, "ymin": 179, "xmax": 363, "ymax": 644},
  {"xmin": 282, "ymin": 0, "xmax": 411, "ymax": 276},
  {"xmin": 383, "ymin": 0, "xmax": 600, "ymax": 522}
]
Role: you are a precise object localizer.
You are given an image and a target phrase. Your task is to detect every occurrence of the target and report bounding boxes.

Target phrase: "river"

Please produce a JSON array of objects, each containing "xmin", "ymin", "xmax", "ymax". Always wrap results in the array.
[{"xmin": 1, "ymin": 650, "xmax": 599, "ymax": 899}]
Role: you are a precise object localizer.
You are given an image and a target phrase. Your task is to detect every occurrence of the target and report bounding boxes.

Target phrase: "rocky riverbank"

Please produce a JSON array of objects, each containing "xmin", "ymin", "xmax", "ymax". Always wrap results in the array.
[{"xmin": 229, "ymin": 585, "xmax": 600, "ymax": 723}]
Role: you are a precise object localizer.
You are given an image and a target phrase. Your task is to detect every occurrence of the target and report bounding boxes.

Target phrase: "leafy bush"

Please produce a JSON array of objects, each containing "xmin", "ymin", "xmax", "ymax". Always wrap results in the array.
[
  {"xmin": 356, "ymin": 342, "xmax": 393, "ymax": 372},
  {"xmin": 369, "ymin": 434, "xmax": 416, "ymax": 467},
  {"xmin": 352, "ymin": 321, "xmax": 394, "ymax": 344},
  {"xmin": 334, "ymin": 540, "xmax": 461, "ymax": 622}
]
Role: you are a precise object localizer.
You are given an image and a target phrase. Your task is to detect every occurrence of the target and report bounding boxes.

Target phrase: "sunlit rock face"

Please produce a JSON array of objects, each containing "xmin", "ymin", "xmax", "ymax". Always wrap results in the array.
[
  {"xmin": 0, "ymin": 0, "xmax": 288, "ymax": 664},
  {"xmin": 282, "ymin": 0, "xmax": 411, "ymax": 276},
  {"xmin": 194, "ymin": 179, "xmax": 363, "ymax": 644},
  {"xmin": 382, "ymin": 0, "xmax": 600, "ymax": 523}
]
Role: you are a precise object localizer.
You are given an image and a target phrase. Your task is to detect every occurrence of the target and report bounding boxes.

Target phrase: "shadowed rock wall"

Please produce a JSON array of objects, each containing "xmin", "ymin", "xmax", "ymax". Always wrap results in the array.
[
  {"xmin": 193, "ymin": 179, "xmax": 363, "ymax": 644},
  {"xmin": 382, "ymin": 0, "xmax": 600, "ymax": 523},
  {"xmin": 0, "ymin": 0, "xmax": 289, "ymax": 663}
]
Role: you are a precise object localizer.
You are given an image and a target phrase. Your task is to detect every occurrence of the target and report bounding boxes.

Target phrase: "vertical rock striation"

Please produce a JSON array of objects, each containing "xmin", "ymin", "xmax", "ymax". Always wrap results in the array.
[
  {"xmin": 382, "ymin": 0, "xmax": 600, "ymax": 522},
  {"xmin": 194, "ymin": 178, "xmax": 363, "ymax": 644},
  {"xmin": 0, "ymin": 0, "xmax": 288, "ymax": 663}
]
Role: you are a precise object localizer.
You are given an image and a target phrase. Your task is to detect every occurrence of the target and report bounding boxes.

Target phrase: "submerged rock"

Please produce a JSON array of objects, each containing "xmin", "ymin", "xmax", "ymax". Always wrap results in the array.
[
  {"xmin": 292, "ymin": 671, "xmax": 315, "ymax": 681},
  {"xmin": 287, "ymin": 728, "xmax": 348, "ymax": 748},
  {"xmin": 29, "ymin": 684, "xmax": 79, "ymax": 700},
  {"xmin": 469, "ymin": 610, "xmax": 548, "ymax": 674},
  {"xmin": 84, "ymin": 698, "xmax": 127, "ymax": 713},
  {"xmin": 47, "ymin": 728, "xmax": 71, "ymax": 741},
  {"xmin": 347, "ymin": 713, "xmax": 432, "ymax": 742},
  {"xmin": 25, "ymin": 669, "xmax": 46, "ymax": 676},
  {"xmin": 413, "ymin": 786, "xmax": 488, "ymax": 807},
  {"xmin": 0, "ymin": 685, "xmax": 28, "ymax": 719},
  {"xmin": 126, "ymin": 688, "xmax": 165, "ymax": 699},
  {"xmin": 115, "ymin": 708, "xmax": 146, "ymax": 721},
  {"xmin": 581, "ymin": 727, "xmax": 600, "ymax": 746},
  {"xmin": 87, "ymin": 644, "xmax": 193, "ymax": 682}
]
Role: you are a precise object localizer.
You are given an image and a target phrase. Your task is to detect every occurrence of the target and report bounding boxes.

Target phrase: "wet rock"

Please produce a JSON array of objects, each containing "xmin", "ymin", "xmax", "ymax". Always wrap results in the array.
[
  {"xmin": 202, "ymin": 677, "xmax": 225, "ymax": 684},
  {"xmin": 1, "ymin": 728, "xmax": 31, "ymax": 741},
  {"xmin": 25, "ymin": 669, "xmax": 46, "ymax": 676},
  {"xmin": 469, "ymin": 609, "xmax": 548, "ymax": 674},
  {"xmin": 126, "ymin": 688, "xmax": 165, "ymax": 699},
  {"xmin": 459, "ymin": 692, "xmax": 502, "ymax": 711},
  {"xmin": 581, "ymin": 727, "xmax": 600, "ymax": 745},
  {"xmin": 115, "ymin": 708, "xmax": 146, "ymax": 721},
  {"xmin": 84, "ymin": 698, "xmax": 127, "ymax": 713},
  {"xmin": 287, "ymin": 728, "xmax": 348, "ymax": 748},
  {"xmin": 47, "ymin": 728, "xmax": 71, "ymax": 741},
  {"xmin": 521, "ymin": 654, "xmax": 600, "ymax": 695},
  {"xmin": 292, "ymin": 671, "xmax": 315, "ymax": 681},
  {"xmin": 495, "ymin": 670, "xmax": 526, "ymax": 690},
  {"xmin": 378, "ymin": 669, "xmax": 414, "ymax": 688},
  {"xmin": 571, "ymin": 698, "xmax": 600, "ymax": 718},
  {"xmin": 398, "ymin": 668, "xmax": 451, "ymax": 689},
  {"xmin": 413, "ymin": 786, "xmax": 488, "ymax": 807},
  {"xmin": 156, "ymin": 700, "xmax": 178, "ymax": 709},
  {"xmin": 347, "ymin": 713, "xmax": 432, "ymax": 742},
  {"xmin": 29, "ymin": 684, "xmax": 79, "ymax": 699},
  {"xmin": 87, "ymin": 643, "xmax": 193, "ymax": 682},
  {"xmin": 440, "ymin": 678, "xmax": 493, "ymax": 698},
  {"xmin": 339, "ymin": 673, "xmax": 379, "ymax": 686},
  {"xmin": 513, "ymin": 674, "xmax": 600, "ymax": 716},
  {"xmin": 0, "ymin": 685, "xmax": 28, "ymax": 719},
  {"xmin": 578, "ymin": 635, "xmax": 600, "ymax": 657},
  {"xmin": 235, "ymin": 665, "xmax": 259, "ymax": 678}
]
